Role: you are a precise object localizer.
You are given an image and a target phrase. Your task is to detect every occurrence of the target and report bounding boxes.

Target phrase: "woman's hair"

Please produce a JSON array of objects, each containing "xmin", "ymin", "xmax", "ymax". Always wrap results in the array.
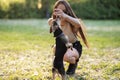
[{"xmin": 52, "ymin": 0, "xmax": 89, "ymax": 48}]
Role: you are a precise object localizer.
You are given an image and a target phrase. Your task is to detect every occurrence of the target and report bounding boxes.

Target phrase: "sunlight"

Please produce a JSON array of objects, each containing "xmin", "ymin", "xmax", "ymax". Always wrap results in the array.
[
  {"xmin": 0, "ymin": 0, "xmax": 25, "ymax": 11},
  {"xmin": 37, "ymin": 0, "xmax": 42, "ymax": 9}
]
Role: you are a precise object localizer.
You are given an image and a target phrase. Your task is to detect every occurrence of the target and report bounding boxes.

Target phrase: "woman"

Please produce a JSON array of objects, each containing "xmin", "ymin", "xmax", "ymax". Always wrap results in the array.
[{"xmin": 48, "ymin": 0, "xmax": 89, "ymax": 76}]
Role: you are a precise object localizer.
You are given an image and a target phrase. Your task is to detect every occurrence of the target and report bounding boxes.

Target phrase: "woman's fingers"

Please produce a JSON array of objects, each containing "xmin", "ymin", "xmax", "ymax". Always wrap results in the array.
[
  {"xmin": 53, "ymin": 9, "xmax": 67, "ymax": 20},
  {"xmin": 53, "ymin": 12, "xmax": 62, "ymax": 18}
]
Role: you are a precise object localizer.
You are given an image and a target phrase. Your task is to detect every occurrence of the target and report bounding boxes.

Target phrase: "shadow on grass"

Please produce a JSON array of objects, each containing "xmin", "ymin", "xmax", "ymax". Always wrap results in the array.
[
  {"xmin": 67, "ymin": 74, "xmax": 86, "ymax": 80},
  {"xmin": 75, "ymin": 74, "xmax": 86, "ymax": 80}
]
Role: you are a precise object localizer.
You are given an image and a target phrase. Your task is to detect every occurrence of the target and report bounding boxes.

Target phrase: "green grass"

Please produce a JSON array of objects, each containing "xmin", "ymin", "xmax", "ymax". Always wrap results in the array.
[{"xmin": 0, "ymin": 19, "xmax": 120, "ymax": 80}]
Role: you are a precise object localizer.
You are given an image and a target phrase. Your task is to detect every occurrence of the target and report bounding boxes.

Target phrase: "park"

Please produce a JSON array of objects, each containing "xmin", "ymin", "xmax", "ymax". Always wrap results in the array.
[{"xmin": 0, "ymin": 0, "xmax": 120, "ymax": 80}]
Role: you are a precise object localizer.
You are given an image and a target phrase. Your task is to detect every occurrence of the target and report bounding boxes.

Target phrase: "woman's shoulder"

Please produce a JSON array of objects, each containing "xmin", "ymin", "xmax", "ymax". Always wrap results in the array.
[{"xmin": 48, "ymin": 18, "xmax": 53, "ymax": 26}]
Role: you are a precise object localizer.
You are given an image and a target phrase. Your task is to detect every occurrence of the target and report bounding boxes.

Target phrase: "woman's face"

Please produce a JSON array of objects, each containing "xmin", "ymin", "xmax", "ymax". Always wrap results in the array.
[{"xmin": 56, "ymin": 3, "xmax": 66, "ymax": 12}]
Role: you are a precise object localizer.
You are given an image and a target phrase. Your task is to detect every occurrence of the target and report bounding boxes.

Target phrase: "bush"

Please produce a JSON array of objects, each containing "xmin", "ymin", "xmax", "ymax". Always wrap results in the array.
[
  {"xmin": 69, "ymin": 0, "xmax": 120, "ymax": 19},
  {"xmin": 0, "ymin": 0, "xmax": 120, "ymax": 19}
]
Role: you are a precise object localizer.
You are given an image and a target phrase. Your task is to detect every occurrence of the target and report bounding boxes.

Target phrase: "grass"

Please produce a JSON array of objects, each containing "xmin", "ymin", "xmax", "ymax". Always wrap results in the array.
[{"xmin": 0, "ymin": 19, "xmax": 120, "ymax": 80}]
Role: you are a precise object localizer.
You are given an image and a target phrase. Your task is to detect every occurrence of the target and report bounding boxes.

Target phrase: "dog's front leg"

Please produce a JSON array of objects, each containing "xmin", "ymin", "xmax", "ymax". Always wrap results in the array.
[{"xmin": 61, "ymin": 74, "xmax": 67, "ymax": 80}]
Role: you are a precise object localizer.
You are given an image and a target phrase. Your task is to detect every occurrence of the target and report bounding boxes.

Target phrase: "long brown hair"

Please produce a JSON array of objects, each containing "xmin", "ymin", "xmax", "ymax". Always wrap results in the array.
[{"xmin": 52, "ymin": 0, "xmax": 89, "ymax": 48}]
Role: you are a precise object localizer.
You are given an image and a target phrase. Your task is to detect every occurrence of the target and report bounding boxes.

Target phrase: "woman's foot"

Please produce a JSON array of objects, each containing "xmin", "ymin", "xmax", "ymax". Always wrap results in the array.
[{"xmin": 66, "ymin": 63, "xmax": 77, "ymax": 75}]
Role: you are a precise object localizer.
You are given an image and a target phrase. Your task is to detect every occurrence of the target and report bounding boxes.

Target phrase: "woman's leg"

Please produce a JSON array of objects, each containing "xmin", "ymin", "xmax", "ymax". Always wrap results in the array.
[{"xmin": 66, "ymin": 41, "xmax": 82, "ymax": 75}]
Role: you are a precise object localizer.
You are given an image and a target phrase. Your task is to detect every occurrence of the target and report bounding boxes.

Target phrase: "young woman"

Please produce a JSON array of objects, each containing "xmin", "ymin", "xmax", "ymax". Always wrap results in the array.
[{"xmin": 48, "ymin": 0, "xmax": 89, "ymax": 76}]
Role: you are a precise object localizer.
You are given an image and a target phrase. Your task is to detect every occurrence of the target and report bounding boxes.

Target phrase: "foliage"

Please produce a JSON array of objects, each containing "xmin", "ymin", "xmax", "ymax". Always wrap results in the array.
[
  {"xmin": 0, "ymin": 0, "xmax": 120, "ymax": 19},
  {"xmin": 69, "ymin": 0, "xmax": 120, "ymax": 19}
]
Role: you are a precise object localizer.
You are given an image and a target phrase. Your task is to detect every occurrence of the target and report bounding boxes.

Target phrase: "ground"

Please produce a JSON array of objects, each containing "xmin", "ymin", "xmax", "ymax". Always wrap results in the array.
[{"xmin": 0, "ymin": 19, "xmax": 120, "ymax": 80}]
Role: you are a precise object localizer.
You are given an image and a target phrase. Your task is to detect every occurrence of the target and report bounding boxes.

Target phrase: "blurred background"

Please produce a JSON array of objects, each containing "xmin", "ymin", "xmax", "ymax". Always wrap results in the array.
[
  {"xmin": 0, "ymin": 0, "xmax": 120, "ymax": 80},
  {"xmin": 0, "ymin": 0, "xmax": 120, "ymax": 19}
]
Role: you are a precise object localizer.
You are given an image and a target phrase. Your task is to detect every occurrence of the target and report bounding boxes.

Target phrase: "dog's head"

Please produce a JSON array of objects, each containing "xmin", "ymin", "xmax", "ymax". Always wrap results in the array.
[{"xmin": 50, "ymin": 20, "xmax": 59, "ymax": 33}]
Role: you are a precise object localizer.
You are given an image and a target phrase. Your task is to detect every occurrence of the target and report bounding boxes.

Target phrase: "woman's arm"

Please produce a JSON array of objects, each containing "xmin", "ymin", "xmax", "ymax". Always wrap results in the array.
[
  {"xmin": 64, "ymin": 14, "xmax": 81, "ymax": 28},
  {"xmin": 53, "ymin": 9, "xmax": 81, "ymax": 28}
]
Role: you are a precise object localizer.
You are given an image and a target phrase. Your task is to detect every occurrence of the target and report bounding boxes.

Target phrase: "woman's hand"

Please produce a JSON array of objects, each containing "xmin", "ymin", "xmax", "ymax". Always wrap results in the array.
[{"xmin": 53, "ymin": 9, "xmax": 67, "ymax": 20}]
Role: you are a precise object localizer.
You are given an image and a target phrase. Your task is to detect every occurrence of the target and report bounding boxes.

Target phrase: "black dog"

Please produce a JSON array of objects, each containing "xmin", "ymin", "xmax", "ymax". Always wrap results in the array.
[{"xmin": 50, "ymin": 19, "xmax": 72, "ymax": 80}]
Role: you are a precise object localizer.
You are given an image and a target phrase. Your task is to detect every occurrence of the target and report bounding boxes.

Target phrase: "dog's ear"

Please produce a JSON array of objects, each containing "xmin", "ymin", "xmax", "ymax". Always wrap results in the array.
[
  {"xmin": 50, "ymin": 27, "xmax": 52, "ymax": 33},
  {"xmin": 50, "ymin": 21, "xmax": 58, "ymax": 33}
]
